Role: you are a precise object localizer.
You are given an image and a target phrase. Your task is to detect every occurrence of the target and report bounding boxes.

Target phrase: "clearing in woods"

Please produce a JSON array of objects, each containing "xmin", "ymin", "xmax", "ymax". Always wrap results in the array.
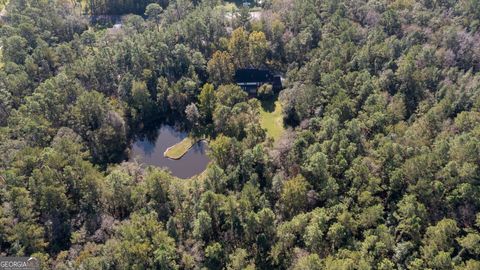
[{"xmin": 259, "ymin": 99, "xmax": 285, "ymax": 142}]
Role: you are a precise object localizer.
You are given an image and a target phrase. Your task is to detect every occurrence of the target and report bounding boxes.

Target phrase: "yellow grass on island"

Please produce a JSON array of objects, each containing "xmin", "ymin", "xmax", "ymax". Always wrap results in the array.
[
  {"xmin": 164, "ymin": 137, "xmax": 199, "ymax": 160},
  {"xmin": 260, "ymin": 100, "xmax": 285, "ymax": 142}
]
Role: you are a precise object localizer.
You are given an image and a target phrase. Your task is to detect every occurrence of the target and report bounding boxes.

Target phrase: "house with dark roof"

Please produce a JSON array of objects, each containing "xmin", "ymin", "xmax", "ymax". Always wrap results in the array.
[{"xmin": 235, "ymin": 68, "xmax": 282, "ymax": 95}]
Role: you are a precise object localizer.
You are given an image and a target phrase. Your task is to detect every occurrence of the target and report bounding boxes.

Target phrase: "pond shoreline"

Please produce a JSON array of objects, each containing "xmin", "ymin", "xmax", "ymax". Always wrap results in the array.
[{"xmin": 130, "ymin": 125, "xmax": 210, "ymax": 179}]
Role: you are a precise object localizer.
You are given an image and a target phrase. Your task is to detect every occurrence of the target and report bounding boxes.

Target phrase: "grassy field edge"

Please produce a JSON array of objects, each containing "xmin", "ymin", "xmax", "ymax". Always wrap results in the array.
[{"xmin": 259, "ymin": 100, "xmax": 285, "ymax": 142}]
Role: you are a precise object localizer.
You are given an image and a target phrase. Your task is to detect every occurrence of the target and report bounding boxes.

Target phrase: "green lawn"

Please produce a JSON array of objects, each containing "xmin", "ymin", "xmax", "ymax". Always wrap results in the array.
[
  {"xmin": 260, "ymin": 99, "xmax": 285, "ymax": 142},
  {"xmin": 164, "ymin": 137, "xmax": 198, "ymax": 160}
]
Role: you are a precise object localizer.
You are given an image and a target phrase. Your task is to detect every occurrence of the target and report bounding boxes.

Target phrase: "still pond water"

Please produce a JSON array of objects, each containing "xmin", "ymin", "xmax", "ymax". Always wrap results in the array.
[{"xmin": 131, "ymin": 125, "xmax": 210, "ymax": 179}]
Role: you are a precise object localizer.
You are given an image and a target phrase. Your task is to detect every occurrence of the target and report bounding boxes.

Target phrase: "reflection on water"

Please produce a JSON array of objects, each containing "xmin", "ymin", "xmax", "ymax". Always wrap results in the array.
[{"xmin": 131, "ymin": 125, "xmax": 210, "ymax": 179}]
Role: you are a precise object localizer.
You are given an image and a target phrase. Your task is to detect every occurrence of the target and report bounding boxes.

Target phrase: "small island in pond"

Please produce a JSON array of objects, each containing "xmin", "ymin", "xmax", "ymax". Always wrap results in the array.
[
  {"xmin": 131, "ymin": 125, "xmax": 210, "ymax": 179},
  {"xmin": 164, "ymin": 137, "xmax": 203, "ymax": 160}
]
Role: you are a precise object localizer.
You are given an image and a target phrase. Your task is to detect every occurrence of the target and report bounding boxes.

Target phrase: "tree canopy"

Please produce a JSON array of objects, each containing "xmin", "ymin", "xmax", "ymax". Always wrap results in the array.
[{"xmin": 1, "ymin": 0, "xmax": 480, "ymax": 269}]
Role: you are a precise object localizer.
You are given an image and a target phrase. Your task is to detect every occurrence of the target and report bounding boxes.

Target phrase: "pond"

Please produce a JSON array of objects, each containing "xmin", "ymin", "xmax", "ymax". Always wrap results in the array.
[{"xmin": 130, "ymin": 125, "xmax": 210, "ymax": 179}]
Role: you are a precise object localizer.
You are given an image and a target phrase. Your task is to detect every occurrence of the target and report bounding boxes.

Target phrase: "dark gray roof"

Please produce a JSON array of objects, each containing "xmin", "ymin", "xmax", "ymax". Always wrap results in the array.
[{"xmin": 235, "ymin": 68, "xmax": 274, "ymax": 83}]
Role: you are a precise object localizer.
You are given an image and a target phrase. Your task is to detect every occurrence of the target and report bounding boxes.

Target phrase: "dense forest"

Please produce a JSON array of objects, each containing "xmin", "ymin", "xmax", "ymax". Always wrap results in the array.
[
  {"xmin": 1, "ymin": 0, "xmax": 480, "ymax": 269},
  {"xmin": 85, "ymin": 0, "xmax": 169, "ymax": 16}
]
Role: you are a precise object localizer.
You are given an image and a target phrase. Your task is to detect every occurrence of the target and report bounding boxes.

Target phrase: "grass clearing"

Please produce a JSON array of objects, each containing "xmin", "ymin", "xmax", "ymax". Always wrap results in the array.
[
  {"xmin": 164, "ymin": 137, "xmax": 198, "ymax": 160},
  {"xmin": 260, "ymin": 99, "xmax": 285, "ymax": 142}
]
